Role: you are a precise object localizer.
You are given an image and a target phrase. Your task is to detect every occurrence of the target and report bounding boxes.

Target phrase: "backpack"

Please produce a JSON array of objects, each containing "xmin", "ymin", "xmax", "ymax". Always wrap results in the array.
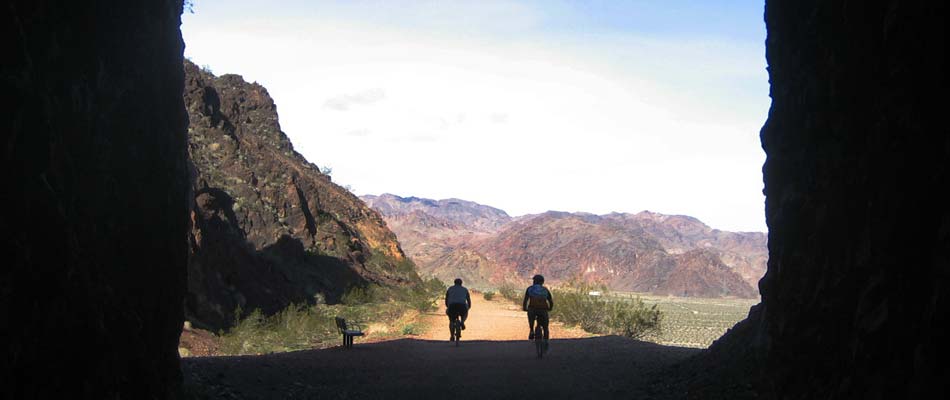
[{"xmin": 527, "ymin": 284, "xmax": 549, "ymax": 310}]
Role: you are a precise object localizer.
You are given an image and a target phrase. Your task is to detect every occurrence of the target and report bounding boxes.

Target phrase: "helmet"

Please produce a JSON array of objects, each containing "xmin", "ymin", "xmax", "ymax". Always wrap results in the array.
[
  {"xmin": 454, "ymin": 278, "xmax": 463, "ymax": 285},
  {"xmin": 532, "ymin": 274, "xmax": 544, "ymax": 284}
]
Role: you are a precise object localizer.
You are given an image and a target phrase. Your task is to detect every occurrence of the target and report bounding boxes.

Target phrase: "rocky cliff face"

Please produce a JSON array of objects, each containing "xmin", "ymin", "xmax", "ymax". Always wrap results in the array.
[
  {"xmin": 1, "ymin": 1, "xmax": 189, "ymax": 398},
  {"xmin": 365, "ymin": 194, "xmax": 761, "ymax": 298},
  {"xmin": 184, "ymin": 62, "xmax": 417, "ymax": 330},
  {"xmin": 694, "ymin": 1, "xmax": 945, "ymax": 398}
]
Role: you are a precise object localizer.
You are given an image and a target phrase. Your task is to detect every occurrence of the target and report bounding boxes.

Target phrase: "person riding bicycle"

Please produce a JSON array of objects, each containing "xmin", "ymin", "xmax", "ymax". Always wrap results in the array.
[
  {"xmin": 445, "ymin": 278, "xmax": 471, "ymax": 341},
  {"xmin": 522, "ymin": 274, "xmax": 553, "ymax": 341}
]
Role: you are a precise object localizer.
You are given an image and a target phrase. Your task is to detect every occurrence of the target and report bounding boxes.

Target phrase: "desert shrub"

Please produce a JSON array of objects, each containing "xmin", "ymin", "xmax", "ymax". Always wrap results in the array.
[
  {"xmin": 552, "ymin": 281, "xmax": 610, "ymax": 332},
  {"xmin": 341, "ymin": 285, "xmax": 376, "ymax": 305},
  {"xmin": 426, "ymin": 276, "xmax": 446, "ymax": 291},
  {"xmin": 407, "ymin": 287, "xmax": 437, "ymax": 313},
  {"xmin": 603, "ymin": 296, "xmax": 662, "ymax": 339},
  {"xmin": 401, "ymin": 322, "xmax": 422, "ymax": 335},
  {"xmin": 497, "ymin": 282, "xmax": 521, "ymax": 303},
  {"xmin": 216, "ymin": 278, "xmax": 449, "ymax": 355},
  {"xmin": 482, "ymin": 291, "xmax": 496, "ymax": 301},
  {"xmin": 403, "ymin": 277, "xmax": 445, "ymax": 312},
  {"xmin": 377, "ymin": 302, "xmax": 409, "ymax": 325},
  {"xmin": 218, "ymin": 304, "xmax": 337, "ymax": 355},
  {"xmin": 551, "ymin": 280, "xmax": 662, "ymax": 339}
]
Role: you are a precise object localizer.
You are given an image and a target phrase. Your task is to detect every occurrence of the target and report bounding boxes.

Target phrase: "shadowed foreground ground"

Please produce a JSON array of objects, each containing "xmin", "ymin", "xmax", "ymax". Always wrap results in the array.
[{"xmin": 183, "ymin": 336, "xmax": 700, "ymax": 399}]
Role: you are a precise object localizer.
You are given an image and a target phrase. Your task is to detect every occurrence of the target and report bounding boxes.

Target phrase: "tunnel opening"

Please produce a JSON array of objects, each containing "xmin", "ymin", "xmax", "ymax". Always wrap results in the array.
[
  {"xmin": 178, "ymin": 0, "xmax": 772, "ymax": 352},
  {"xmin": 2, "ymin": 1, "xmax": 944, "ymax": 399}
]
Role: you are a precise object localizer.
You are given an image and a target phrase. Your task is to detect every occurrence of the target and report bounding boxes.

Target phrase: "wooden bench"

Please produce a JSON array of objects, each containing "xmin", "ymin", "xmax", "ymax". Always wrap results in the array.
[{"xmin": 335, "ymin": 317, "xmax": 364, "ymax": 349}]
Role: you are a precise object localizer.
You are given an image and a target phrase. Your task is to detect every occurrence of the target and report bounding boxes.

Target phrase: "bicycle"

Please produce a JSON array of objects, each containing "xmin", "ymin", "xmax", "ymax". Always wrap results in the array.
[
  {"xmin": 533, "ymin": 323, "xmax": 551, "ymax": 358},
  {"xmin": 450, "ymin": 314, "xmax": 462, "ymax": 346},
  {"xmin": 534, "ymin": 324, "xmax": 544, "ymax": 358}
]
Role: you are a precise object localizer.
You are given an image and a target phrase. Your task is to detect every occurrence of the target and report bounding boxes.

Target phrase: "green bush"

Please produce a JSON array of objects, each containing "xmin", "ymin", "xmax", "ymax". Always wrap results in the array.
[
  {"xmin": 551, "ymin": 280, "xmax": 662, "ymax": 339},
  {"xmin": 482, "ymin": 291, "xmax": 496, "ymax": 301}
]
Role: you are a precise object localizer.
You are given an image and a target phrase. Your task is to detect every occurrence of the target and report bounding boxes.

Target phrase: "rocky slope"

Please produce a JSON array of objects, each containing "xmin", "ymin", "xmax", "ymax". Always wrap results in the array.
[
  {"xmin": 184, "ymin": 62, "xmax": 418, "ymax": 330},
  {"xmin": 363, "ymin": 194, "xmax": 760, "ymax": 298}
]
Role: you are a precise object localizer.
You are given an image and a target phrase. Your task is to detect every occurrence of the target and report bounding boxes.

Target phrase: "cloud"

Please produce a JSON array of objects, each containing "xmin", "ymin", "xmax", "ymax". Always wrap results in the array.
[
  {"xmin": 324, "ymin": 88, "xmax": 386, "ymax": 111},
  {"xmin": 180, "ymin": 2, "xmax": 768, "ymax": 232},
  {"xmin": 408, "ymin": 135, "xmax": 438, "ymax": 143},
  {"xmin": 345, "ymin": 129, "xmax": 372, "ymax": 137}
]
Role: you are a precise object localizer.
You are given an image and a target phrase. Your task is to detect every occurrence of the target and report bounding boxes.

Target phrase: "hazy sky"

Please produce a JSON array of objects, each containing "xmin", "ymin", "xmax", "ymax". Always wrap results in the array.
[{"xmin": 182, "ymin": 0, "xmax": 770, "ymax": 232}]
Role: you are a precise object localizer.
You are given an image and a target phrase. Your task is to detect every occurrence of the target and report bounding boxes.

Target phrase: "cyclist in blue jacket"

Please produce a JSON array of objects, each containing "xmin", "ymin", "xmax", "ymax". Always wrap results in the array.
[{"xmin": 522, "ymin": 274, "xmax": 553, "ymax": 340}]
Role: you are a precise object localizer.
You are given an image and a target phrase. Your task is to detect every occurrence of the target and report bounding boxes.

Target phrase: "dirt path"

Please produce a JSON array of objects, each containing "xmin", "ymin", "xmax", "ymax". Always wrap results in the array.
[
  {"xmin": 417, "ymin": 293, "xmax": 589, "ymax": 341},
  {"xmin": 184, "ymin": 337, "xmax": 699, "ymax": 399},
  {"xmin": 182, "ymin": 295, "xmax": 701, "ymax": 399}
]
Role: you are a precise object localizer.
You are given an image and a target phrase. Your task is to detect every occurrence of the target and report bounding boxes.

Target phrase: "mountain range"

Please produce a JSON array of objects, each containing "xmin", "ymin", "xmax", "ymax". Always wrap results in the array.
[{"xmin": 362, "ymin": 194, "xmax": 765, "ymax": 298}]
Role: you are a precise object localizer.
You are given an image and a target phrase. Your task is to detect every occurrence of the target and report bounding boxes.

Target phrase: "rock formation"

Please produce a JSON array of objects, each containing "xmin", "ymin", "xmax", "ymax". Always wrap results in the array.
[
  {"xmin": 364, "ymin": 194, "xmax": 761, "ymax": 298},
  {"xmin": 1, "ymin": 1, "xmax": 190, "ymax": 398},
  {"xmin": 184, "ymin": 62, "xmax": 418, "ymax": 330},
  {"xmin": 688, "ymin": 0, "xmax": 946, "ymax": 398}
]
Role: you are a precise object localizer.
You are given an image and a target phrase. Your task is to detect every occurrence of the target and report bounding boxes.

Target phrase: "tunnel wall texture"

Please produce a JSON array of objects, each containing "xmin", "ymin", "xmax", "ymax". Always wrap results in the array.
[
  {"xmin": 1, "ymin": 1, "xmax": 189, "ymax": 398},
  {"xmin": 755, "ymin": 0, "xmax": 946, "ymax": 398}
]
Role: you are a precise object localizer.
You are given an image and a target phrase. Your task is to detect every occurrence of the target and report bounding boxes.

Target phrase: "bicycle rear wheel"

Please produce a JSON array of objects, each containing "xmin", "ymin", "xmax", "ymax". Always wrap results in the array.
[
  {"xmin": 534, "ymin": 325, "xmax": 543, "ymax": 358},
  {"xmin": 453, "ymin": 318, "xmax": 461, "ymax": 346}
]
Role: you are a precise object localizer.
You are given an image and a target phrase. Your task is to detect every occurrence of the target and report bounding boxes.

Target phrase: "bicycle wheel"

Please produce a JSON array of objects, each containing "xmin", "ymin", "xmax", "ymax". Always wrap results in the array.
[
  {"xmin": 535, "ymin": 325, "xmax": 543, "ymax": 358},
  {"xmin": 453, "ymin": 318, "xmax": 461, "ymax": 346}
]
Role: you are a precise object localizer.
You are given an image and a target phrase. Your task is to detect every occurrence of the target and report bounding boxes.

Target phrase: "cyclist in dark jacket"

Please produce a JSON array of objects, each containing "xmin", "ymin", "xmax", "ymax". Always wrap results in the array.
[{"xmin": 445, "ymin": 278, "xmax": 471, "ymax": 340}]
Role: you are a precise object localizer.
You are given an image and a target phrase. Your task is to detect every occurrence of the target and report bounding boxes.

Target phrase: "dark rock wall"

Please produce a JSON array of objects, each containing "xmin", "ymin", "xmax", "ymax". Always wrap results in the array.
[
  {"xmin": 720, "ymin": 0, "xmax": 945, "ymax": 398},
  {"xmin": 1, "ymin": 1, "xmax": 189, "ymax": 398}
]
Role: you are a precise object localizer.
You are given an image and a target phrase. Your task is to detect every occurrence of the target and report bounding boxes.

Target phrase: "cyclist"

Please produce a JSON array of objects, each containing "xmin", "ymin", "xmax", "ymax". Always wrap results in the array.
[
  {"xmin": 445, "ymin": 278, "xmax": 471, "ymax": 341},
  {"xmin": 522, "ymin": 274, "xmax": 553, "ymax": 341}
]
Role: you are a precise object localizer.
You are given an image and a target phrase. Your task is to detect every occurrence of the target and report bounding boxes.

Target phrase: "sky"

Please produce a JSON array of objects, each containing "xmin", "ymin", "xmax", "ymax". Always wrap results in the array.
[{"xmin": 182, "ymin": 0, "xmax": 770, "ymax": 232}]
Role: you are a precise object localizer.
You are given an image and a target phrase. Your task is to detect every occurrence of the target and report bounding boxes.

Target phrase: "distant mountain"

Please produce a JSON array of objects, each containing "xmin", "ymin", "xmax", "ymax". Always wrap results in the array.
[
  {"xmin": 601, "ymin": 212, "xmax": 768, "ymax": 290},
  {"xmin": 362, "ymin": 194, "xmax": 512, "ymax": 233},
  {"xmin": 184, "ymin": 62, "xmax": 418, "ymax": 330},
  {"xmin": 361, "ymin": 194, "xmax": 508, "ymax": 285},
  {"xmin": 363, "ymin": 194, "xmax": 763, "ymax": 298}
]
